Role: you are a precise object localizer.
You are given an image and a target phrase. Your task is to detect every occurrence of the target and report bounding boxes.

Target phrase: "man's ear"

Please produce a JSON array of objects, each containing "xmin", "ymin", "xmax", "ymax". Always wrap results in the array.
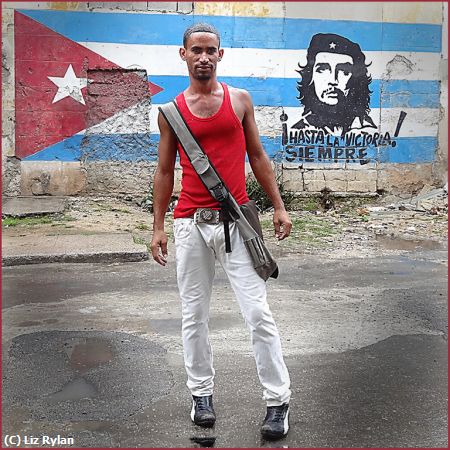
[
  {"xmin": 218, "ymin": 48, "xmax": 224, "ymax": 61},
  {"xmin": 179, "ymin": 47, "xmax": 186, "ymax": 61}
]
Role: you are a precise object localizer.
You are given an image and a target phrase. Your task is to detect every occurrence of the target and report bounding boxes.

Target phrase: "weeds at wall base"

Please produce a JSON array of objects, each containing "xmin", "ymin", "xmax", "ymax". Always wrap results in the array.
[{"xmin": 2, "ymin": 214, "xmax": 76, "ymax": 228}]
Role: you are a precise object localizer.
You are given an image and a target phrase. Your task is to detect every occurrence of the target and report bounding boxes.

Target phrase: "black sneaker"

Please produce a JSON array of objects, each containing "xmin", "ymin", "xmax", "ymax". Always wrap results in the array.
[
  {"xmin": 191, "ymin": 395, "xmax": 216, "ymax": 427},
  {"xmin": 260, "ymin": 403, "xmax": 289, "ymax": 440}
]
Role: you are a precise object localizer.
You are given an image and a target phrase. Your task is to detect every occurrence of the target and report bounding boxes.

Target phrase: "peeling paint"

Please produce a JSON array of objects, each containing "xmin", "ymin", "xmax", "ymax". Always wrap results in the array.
[
  {"xmin": 195, "ymin": 2, "xmax": 283, "ymax": 18},
  {"xmin": 30, "ymin": 172, "xmax": 51, "ymax": 195},
  {"xmin": 176, "ymin": 2, "xmax": 193, "ymax": 15},
  {"xmin": 385, "ymin": 55, "xmax": 415, "ymax": 80},
  {"xmin": 383, "ymin": 2, "xmax": 443, "ymax": 25},
  {"xmin": 88, "ymin": 100, "xmax": 152, "ymax": 135},
  {"xmin": 85, "ymin": 68, "xmax": 150, "ymax": 128},
  {"xmin": 255, "ymin": 106, "xmax": 283, "ymax": 137},
  {"xmin": 20, "ymin": 161, "xmax": 87, "ymax": 196},
  {"xmin": 83, "ymin": 161, "xmax": 157, "ymax": 195},
  {"xmin": 2, "ymin": 9, "xmax": 15, "ymax": 34},
  {"xmin": 82, "ymin": 68, "xmax": 154, "ymax": 163},
  {"xmin": 2, "ymin": 157, "xmax": 21, "ymax": 197},
  {"xmin": 49, "ymin": 2, "xmax": 80, "ymax": 11}
]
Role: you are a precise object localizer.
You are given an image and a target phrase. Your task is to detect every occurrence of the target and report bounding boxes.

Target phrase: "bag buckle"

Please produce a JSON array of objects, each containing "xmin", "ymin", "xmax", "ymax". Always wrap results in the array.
[{"xmin": 210, "ymin": 183, "xmax": 228, "ymax": 202}]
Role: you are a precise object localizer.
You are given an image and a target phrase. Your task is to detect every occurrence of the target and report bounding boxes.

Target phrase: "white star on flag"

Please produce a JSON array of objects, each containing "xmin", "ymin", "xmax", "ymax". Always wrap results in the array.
[
  {"xmin": 48, "ymin": 64, "xmax": 89, "ymax": 105},
  {"xmin": 329, "ymin": 42, "xmax": 337, "ymax": 49}
]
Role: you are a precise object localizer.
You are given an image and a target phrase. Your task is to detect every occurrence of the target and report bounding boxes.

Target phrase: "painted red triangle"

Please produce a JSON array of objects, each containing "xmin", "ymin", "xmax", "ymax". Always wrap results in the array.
[
  {"xmin": 14, "ymin": 11, "xmax": 163, "ymax": 159},
  {"xmin": 148, "ymin": 81, "xmax": 163, "ymax": 96}
]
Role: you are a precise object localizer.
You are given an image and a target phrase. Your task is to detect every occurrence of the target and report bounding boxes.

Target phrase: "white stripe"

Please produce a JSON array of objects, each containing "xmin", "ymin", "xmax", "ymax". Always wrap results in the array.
[
  {"xmin": 194, "ymin": 2, "xmax": 443, "ymax": 24},
  {"xmin": 277, "ymin": 107, "xmax": 439, "ymax": 138},
  {"xmin": 190, "ymin": 401, "xmax": 195, "ymax": 422},
  {"xmin": 90, "ymin": 103, "xmax": 439, "ymax": 138},
  {"xmin": 87, "ymin": 99, "xmax": 152, "ymax": 134},
  {"xmin": 79, "ymin": 42, "xmax": 441, "ymax": 81},
  {"xmin": 284, "ymin": 408, "xmax": 289, "ymax": 434}
]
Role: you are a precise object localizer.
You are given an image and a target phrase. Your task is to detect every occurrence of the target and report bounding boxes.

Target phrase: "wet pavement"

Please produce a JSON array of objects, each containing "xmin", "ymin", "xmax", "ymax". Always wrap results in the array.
[
  {"xmin": 2, "ymin": 246, "xmax": 448, "ymax": 447},
  {"xmin": 375, "ymin": 234, "xmax": 445, "ymax": 251}
]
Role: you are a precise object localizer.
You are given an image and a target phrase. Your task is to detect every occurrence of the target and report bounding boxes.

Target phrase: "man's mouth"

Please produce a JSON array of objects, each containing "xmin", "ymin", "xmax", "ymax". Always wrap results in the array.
[{"xmin": 324, "ymin": 88, "xmax": 339, "ymax": 97}]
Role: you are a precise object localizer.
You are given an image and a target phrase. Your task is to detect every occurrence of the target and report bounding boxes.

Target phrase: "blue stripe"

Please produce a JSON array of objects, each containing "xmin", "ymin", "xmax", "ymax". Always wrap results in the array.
[
  {"xmin": 20, "ymin": 9, "xmax": 442, "ymax": 53},
  {"xmin": 380, "ymin": 80, "xmax": 441, "ymax": 108},
  {"xmin": 150, "ymin": 75, "xmax": 440, "ymax": 108},
  {"xmin": 24, "ymin": 133, "xmax": 436, "ymax": 164},
  {"xmin": 278, "ymin": 137, "xmax": 437, "ymax": 163},
  {"xmin": 274, "ymin": 136, "xmax": 437, "ymax": 163},
  {"xmin": 23, "ymin": 133, "xmax": 159, "ymax": 162},
  {"xmin": 24, "ymin": 135, "xmax": 85, "ymax": 161},
  {"xmin": 377, "ymin": 136, "xmax": 437, "ymax": 163}
]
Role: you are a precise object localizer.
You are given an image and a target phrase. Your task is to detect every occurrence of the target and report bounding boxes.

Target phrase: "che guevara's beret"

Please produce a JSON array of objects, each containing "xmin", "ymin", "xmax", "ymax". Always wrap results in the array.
[{"xmin": 306, "ymin": 33, "xmax": 365, "ymax": 64}]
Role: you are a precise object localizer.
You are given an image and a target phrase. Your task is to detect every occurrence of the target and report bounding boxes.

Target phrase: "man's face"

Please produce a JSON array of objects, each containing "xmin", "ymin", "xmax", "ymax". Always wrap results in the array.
[
  {"xmin": 312, "ymin": 52, "xmax": 354, "ymax": 106},
  {"xmin": 180, "ymin": 32, "xmax": 223, "ymax": 80}
]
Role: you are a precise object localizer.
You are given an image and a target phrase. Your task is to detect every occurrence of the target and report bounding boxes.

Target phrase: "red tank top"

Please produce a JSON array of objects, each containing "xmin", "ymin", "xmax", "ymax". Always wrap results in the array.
[{"xmin": 173, "ymin": 83, "xmax": 249, "ymax": 218}]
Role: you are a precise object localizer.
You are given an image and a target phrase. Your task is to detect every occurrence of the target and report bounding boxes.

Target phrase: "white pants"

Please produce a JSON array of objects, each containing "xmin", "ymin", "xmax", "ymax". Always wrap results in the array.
[{"xmin": 173, "ymin": 217, "xmax": 291, "ymax": 406}]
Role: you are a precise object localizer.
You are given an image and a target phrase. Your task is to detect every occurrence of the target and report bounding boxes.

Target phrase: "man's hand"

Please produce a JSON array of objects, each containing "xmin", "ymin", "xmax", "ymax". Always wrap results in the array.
[
  {"xmin": 151, "ymin": 230, "xmax": 168, "ymax": 266},
  {"xmin": 273, "ymin": 209, "xmax": 292, "ymax": 240}
]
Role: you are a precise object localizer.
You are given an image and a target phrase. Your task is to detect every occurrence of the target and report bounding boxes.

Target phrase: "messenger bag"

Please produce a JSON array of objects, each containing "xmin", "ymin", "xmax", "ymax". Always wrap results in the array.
[{"xmin": 159, "ymin": 101, "xmax": 279, "ymax": 281}]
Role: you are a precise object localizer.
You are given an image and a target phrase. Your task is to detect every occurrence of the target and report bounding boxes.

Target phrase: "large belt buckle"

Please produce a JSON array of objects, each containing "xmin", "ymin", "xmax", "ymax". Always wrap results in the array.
[{"xmin": 194, "ymin": 208, "xmax": 220, "ymax": 224}]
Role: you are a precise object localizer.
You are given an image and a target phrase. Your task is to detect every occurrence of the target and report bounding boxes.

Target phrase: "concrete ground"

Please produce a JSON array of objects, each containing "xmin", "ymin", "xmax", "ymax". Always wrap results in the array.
[
  {"xmin": 2, "ymin": 194, "xmax": 448, "ymax": 447},
  {"xmin": 2, "ymin": 250, "xmax": 448, "ymax": 448}
]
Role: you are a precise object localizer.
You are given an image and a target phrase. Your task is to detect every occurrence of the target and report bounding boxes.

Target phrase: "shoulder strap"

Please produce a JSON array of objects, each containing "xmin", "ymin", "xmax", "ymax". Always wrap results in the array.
[
  {"xmin": 158, "ymin": 101, "xmax": 229, "ymax": 203},
  {"xmin": 158, "ymin": 101, "xmax": 259, "ymax": 241},
  {"xmin": 159, "ymin": 100, "xmax": 278, "ymax": 279}
]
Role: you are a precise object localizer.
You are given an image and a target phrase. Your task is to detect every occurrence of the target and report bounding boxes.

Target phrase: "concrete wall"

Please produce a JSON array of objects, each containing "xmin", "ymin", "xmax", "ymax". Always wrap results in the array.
[{"xmin": 2, "ymin": 2, "xmax": 447, "ymax": 197}]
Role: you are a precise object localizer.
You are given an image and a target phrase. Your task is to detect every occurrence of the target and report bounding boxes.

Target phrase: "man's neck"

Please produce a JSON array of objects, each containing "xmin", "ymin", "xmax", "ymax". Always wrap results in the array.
[{"xmin": 187, "ymin": 77, "xmax": 221, "ymax": 96}]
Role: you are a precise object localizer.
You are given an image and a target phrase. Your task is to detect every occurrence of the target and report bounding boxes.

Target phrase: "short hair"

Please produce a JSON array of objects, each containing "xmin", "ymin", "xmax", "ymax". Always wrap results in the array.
[{"xmin": 183, "ymin": 22, "xmax": 221, "ymax": 48}]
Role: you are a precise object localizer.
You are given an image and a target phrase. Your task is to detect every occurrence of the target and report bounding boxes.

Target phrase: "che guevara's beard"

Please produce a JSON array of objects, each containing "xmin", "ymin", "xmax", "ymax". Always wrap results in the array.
[{"xmin": 306, "ymin": 91, "xmax": 355, "ymax": 131}]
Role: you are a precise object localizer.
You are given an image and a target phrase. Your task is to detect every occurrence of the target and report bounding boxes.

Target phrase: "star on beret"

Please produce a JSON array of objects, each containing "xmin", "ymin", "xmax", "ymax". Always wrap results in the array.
[{"xmin": 329, "ymin": 42, "xmax": 336, "ymax": 49}]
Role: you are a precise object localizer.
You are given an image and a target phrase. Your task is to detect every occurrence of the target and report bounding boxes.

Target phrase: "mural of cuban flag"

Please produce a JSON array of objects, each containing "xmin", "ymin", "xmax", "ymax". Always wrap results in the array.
[{"xmin": 16, "ymin": 8, "xmax": 442, "ymax": 165}]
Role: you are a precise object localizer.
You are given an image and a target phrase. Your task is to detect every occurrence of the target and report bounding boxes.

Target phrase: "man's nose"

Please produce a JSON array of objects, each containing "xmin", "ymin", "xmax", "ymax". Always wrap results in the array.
[
  {"xmin": 333, "ymin": 68, "xmax": 343, "ymax": 83},
  {"xmin": 329, "ymin": 74, "xmax": 338, "ymax": 85},
  {"xmin": 199, "ymin": 53, "xmax": 209, "ymax": 62}
]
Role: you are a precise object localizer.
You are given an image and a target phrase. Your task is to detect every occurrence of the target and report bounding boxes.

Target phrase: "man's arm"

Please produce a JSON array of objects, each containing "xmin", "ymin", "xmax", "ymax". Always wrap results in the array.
[
  {"xmin": 240, "ymin": 90, "xmax": 292, "ymax": 240},
  {"xmin": 150, "ymin": 112, "xmax": 177, "ymax": 265}
]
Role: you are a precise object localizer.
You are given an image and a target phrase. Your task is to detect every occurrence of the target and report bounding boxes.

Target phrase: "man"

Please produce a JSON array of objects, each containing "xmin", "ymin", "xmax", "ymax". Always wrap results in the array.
[
  {"xmin": 150, "ymin": 23, "xmax": 292, "ymax": 440},
  {"xmin": 293, "ymin": 33, "xmax": 376, "ymax": 135}
]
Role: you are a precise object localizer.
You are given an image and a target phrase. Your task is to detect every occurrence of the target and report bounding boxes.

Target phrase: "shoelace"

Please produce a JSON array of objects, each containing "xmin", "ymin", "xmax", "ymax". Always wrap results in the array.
[
  {"xmin": 270, "ymin": 407, "xmax": 285, "ymax": 422},
  {"xmin": 195, "ymin": 397, "xmax": 211, "ymax": 411}
]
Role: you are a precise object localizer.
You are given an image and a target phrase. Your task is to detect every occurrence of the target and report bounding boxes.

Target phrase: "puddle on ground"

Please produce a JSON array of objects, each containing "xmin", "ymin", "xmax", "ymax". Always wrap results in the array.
[
  {"xmin": 46, "ymin": 377, "xmax": 98, "ymax": 404},
  {"xmin": 376, "ymin": 235, "xmax": 444, "ymax": 251},
  {"xmin": 67, "ymin": 337, "xmax": 115, "ymax": 373},
  {"xmin": 190, "ymin": 436, "xmax": 216, "ymax": 447}
]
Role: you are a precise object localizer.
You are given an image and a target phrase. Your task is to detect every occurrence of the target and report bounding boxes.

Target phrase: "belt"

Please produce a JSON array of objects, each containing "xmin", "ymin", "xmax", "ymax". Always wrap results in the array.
[
  {"xmin": 190, "ymin": 208, "xmax": 234, "ymax": 254},
  {"xmin": 192, "ymin": 208, "xmax": 227, "ymax": 224}
]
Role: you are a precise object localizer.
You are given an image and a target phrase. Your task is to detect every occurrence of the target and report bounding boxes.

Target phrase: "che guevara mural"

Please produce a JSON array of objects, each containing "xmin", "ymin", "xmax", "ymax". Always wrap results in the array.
[{"xmin": 281, "ymin": 33, "xmax": 407, "ymax": 165}]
